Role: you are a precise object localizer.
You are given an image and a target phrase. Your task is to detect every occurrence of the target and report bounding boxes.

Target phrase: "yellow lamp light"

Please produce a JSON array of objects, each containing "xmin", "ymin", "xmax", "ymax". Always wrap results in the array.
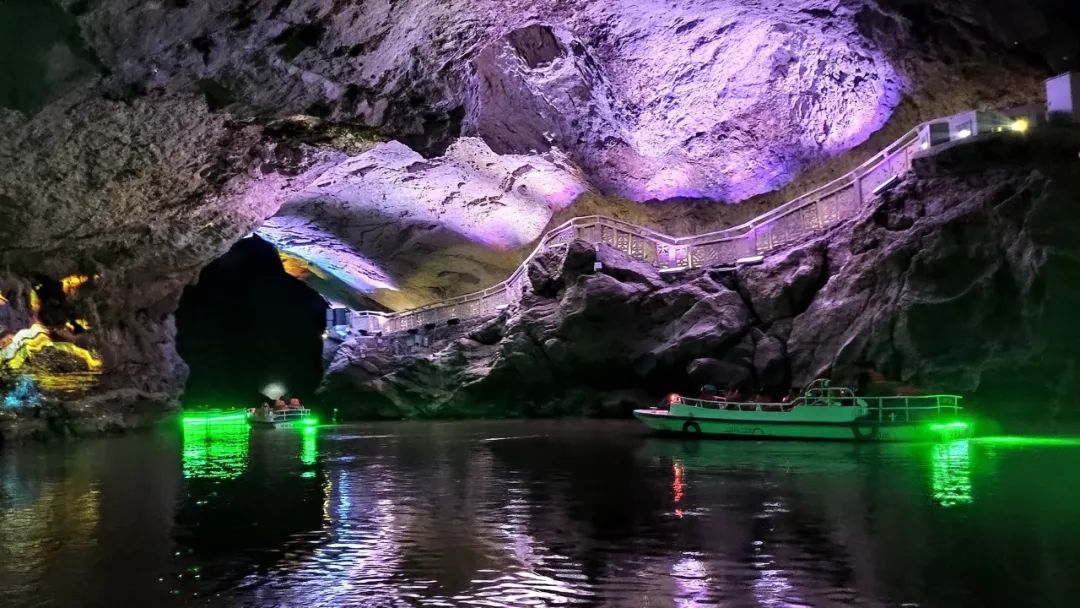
[{"xmin": 1009, "ymin": 117, "xmax": 1029, "ymax": 133}]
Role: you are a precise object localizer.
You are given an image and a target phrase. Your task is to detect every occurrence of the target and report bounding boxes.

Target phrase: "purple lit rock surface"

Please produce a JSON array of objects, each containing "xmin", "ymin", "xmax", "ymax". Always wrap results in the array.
[
  {"xmin": 1, "ymin": 0, "xmax": 1076, "ymax": 435},
  {"xmin": 11, "ymin": 0, "xmax": 1053, "ymax": 315},
  {"xmin": 72, "ymin": 0, "xmax": 1043, "ymax": 204},
  {"xmin": 320, "ymin": 136, "xmax": 1080, "ymax": 419},
  {"xmin": 467, "ymin": 11, "xmax": 902, "ymax": 201},
  {"xmin": 256, "ymin": 137, "xmax": 587, "ymax": 309}
]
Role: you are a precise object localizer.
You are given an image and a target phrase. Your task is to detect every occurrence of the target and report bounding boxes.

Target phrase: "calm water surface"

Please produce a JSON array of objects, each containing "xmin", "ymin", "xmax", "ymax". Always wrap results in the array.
[{"xmin": 2, "ymin": 420, "xmax": 1079, "ymax": 607}]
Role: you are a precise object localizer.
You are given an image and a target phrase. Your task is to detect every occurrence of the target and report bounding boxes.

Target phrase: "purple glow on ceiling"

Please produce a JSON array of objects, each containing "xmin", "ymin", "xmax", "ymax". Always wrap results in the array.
[
  {"xmin": 466, "ymin": 5, "xmax": 905, "ymax": 203},
  {"xmin": 256, "ymin": 137, "xmax": 589, "ymax": 309}
]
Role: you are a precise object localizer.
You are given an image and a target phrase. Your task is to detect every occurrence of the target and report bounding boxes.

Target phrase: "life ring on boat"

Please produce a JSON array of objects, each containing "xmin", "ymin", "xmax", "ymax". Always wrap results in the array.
[
  {"xmin": 682, "ymin": 421, "xmax": 702, "ymax": 435},
  {"xmin": 851, "ymin": 421, "xmax": 880, "ymax": 441}
]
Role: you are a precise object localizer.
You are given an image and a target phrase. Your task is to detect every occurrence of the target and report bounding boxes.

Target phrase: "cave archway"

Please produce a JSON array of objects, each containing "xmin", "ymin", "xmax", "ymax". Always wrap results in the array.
[{"xmin": 176, "ymin": 236, "xmax": 327, "ymax": 408}]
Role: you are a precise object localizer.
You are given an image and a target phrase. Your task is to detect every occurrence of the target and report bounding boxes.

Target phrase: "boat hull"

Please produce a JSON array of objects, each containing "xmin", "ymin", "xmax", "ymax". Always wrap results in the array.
[
  {"xmin": 633, "ymin": 409, "xmax": 970, "ymax": 442},
  {"xmin": 247, "ymin": 409, "xmax": 316, "ymax": 428}
]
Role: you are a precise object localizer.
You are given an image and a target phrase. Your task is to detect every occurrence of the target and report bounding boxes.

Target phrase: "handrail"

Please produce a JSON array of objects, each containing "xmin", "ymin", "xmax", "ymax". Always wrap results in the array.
[
  {"xmin": 674, "ymin": 393, "xmax": 963, "ymax": 420},
  {"xmin": 337, "ymin": 106, "xmax": 1037, "ymax": 335}
]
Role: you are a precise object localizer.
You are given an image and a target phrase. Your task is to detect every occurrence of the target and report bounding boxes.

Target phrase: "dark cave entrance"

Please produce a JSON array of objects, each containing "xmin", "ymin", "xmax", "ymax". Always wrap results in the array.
[{"xmin": 175, "ymin": 236, "xmax": 327, "ymax": 408}]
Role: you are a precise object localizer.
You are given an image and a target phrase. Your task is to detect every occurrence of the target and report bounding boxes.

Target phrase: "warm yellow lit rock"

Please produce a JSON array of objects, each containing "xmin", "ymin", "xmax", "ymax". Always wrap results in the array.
[
  {"xmin": 61, "ymin": 274, "xmax": 91, "ymax": 296},
  {"xmin": 0, "ymin": 324, "xmax": 103, "ymax": 373}
]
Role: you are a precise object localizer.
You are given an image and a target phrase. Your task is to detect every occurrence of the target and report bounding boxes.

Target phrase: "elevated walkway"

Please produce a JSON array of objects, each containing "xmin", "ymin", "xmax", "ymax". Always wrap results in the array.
[{"xmin": 333, "ymin": 106, "xmax": 1044, "ymax": 339}]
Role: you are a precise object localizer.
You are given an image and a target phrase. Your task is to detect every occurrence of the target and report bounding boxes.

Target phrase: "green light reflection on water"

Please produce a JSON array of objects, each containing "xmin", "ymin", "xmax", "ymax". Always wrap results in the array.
[
  {"xmin": 931, "ymin": 439, "xmax": 973, "ymax": 508},
  {"xmin": 301, "ymin": 425, "xmax": 318, "ymax": 466},
  {"xmin": 182, "ymin": 419, "xmax": 251, "ymax": 480},
  {"xmin": 972, "ymin": 435, "xmax": 1080, "ymax": 448}
]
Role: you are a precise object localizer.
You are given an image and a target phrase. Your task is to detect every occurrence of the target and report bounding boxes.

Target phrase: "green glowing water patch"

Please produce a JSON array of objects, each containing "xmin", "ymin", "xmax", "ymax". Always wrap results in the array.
[
  {"xmin": 931, "ymin": 439, "xmax": 973, "ymax": 507},
  {"xmin": 972, "ymin": 436, "xmax": 1080, "ymax": 448},
  {"xmin": 182, "ymin": 409, "xmax": 248, "ymax": 425},
  {"xmin": 182, "ymin": 423, "xmax": 251, "ymax": 480},
  {"xmin": 301, "ymin": 425, "xmax": 318, "ymax": 466},
  {"xmin": 928, "ymin": 421, "xmax": 969, "ymax": 432}
]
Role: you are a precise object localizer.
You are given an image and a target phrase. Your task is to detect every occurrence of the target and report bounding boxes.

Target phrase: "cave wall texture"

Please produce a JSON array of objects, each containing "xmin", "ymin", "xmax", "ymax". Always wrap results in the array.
[
  {"xmin": 1, "ymin": 0, "xmax": 1078, "ymax": 435},
  {"xmin": 321, "ymin": 135, "xmax": 1080, "ymax": 421}
]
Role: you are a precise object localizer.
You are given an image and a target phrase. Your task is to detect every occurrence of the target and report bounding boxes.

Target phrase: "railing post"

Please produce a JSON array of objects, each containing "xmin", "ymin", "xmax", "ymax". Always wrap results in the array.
[{"xmin": 853, "ymin": 172, "xmax": 864, "ymax": 208}]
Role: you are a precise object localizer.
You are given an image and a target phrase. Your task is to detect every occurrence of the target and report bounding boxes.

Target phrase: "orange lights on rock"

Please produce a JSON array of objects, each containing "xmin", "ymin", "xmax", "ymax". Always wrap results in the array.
[
  {"xmin": 278, "ymin": 251, "xmax": 329, "ymax": 281},
  {"xmin": 61, "ymin": 274, "xmax": 92, "ymax": 296},
  {"xmin": 65, "ymin": 319, "xmax": 93, "ymax": 332}
]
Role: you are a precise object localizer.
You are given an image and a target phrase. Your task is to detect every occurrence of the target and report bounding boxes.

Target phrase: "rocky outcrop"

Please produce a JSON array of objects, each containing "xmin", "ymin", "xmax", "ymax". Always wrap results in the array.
[
  {"xmin": 55, "ymin": 0, "xmax": 1062, "ymax": 202},
  {"xmin": 321, "ymin": 133, "xmax": 1080, "ymax": 420},
  {"xmin": 2, "ymin": 0, "xmax": 1078, "ymax": 436},
  {"xmin": 256, "ymin": 137, "xmax": 588, "ymax": 310}
]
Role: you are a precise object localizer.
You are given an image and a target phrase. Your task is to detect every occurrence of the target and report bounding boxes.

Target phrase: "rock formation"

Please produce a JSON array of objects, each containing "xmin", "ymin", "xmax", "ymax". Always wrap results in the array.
[
  {"xmin": 256, "ymin": 137, "xmax": 588, "ymax": 310},
  {"xmin": 2, "ymin": 0, "xmax": 1079, "ymax": 437},
  {"xmin": 320, "ymin": 133, "xmax": 1080, "ymax": 421}
]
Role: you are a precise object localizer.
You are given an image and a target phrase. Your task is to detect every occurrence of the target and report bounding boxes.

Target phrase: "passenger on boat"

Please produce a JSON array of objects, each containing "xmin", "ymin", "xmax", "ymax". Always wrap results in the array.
[
  {"xmin": 274, "ymin": 399, "xmax": 287, "ymax": 410},
  {"xmin": 288, "ymin": 397, "xmax": 303, "ymax": 409}
]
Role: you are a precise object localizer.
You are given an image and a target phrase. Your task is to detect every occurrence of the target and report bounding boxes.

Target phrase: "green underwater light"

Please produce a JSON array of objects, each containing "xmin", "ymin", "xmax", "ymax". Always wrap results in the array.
[
  {"xmin": 928, "ymin": 420, "xmax": 970, "ymax": 432},
  {"xmin": 181, "ymin": 410, "xmax": 247, "ymax": 425},
  {"xmin": 182, "ymin": 419, "xmax": 250, "ymax": 480},
  {"xmin": 931, "ymin": 439, "xmax": 973, "ymax": 507},
  {"xmin": 973, "ymin": 436, "xmax": 1080, "ymax": 448}
]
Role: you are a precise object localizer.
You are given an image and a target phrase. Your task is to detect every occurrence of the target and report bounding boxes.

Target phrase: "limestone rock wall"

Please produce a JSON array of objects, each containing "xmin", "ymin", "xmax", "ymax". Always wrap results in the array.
[
  {"xmin": 2, "ymin": 0, "xmax": 1078, "ymax": 435},
  {"xmin": 320, "ymin": 134, "xmax": 1080, "ymax": 421}
]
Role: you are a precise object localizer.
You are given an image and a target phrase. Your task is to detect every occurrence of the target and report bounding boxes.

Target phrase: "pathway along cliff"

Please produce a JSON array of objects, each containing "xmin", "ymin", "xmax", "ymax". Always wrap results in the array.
[{"xmin": 321, "ymin": 131, "xmax": 1080, "ymax": 422}]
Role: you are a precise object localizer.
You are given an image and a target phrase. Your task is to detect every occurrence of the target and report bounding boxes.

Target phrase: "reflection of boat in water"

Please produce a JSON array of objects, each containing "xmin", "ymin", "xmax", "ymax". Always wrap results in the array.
[
  {"xmin": 634, "ymin": 379, "xmax": 973, "ymax": 442},
  {"xmin": 638, "ymin": 435, "xmax": 884, "ymax": 474}
]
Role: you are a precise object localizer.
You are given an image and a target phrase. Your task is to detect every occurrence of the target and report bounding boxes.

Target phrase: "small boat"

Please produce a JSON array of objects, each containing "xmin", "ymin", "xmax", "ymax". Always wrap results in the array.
[
  {"xmin": 634, "ymin": 379, "xmax": 973, "ymax": 442},
  {"xmin": 247, "ymin": 406, "xmax": 318, "ymax": 428}
]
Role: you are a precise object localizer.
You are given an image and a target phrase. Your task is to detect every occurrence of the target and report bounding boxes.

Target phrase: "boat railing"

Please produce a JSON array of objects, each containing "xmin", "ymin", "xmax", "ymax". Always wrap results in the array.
[
  {"xmin": 263, "ymin": 407, "xmax": 312, "ymax": 422},
  {"xmin": 672, "ymin": 393, "xmax": 963, "ymax": 422},
  {"xmin": 861, "ymin": 395, "xmax": 963, "ymax": 423},
  {"xmin": 673, "ymin": 397, "xmax": 796, "ymax": 413}
]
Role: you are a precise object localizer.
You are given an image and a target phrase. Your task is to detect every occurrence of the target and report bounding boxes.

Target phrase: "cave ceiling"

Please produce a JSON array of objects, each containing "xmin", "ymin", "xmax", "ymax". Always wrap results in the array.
[{"xmin": 1, "ymin": 0, "xmax": 1076, "ymax": 310}]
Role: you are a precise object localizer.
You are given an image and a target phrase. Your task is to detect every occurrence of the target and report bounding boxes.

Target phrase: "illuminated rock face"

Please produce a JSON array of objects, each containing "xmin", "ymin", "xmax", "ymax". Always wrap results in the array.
[
  {"xmin": 68, "ymin": 0, "xmax": 1052, "ymax": 201},
  {"xmin": 256, "ymin": 138, "xmax": 587, "ymax": 310},
  {"xmin": 321, "ymin": 136, "xmax": 1080, "ymax": 419},
  {"xmin": 1, "ymin": 0, "xmax": 1077, "ymax": 434},
  {"xmin": 466, "ymin": 14, "xmax": 902, "ymax": 201}
]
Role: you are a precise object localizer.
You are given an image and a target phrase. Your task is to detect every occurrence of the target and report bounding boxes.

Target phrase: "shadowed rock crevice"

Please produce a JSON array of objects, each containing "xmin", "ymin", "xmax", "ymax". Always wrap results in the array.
[
  {"xmin": 176, "ymin": 236, "xmax": 327, "ymax": 407},
  {"xmin": 508, "ymin": 24, "xmax": 566, "ymax": 68},
  {"xmin": 0, "ymin": 0, "xmax": 103, "ymax": 113}
]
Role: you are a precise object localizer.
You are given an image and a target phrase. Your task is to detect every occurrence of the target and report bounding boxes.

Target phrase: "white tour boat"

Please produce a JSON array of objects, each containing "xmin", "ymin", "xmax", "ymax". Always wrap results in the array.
[
  {"xmin": 634, "ymin": 379, "xmax": 973, "ymax": 442},
  {"xmin": 247, "ymin": 406, "xmax": 318, "ymax": 428}
]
